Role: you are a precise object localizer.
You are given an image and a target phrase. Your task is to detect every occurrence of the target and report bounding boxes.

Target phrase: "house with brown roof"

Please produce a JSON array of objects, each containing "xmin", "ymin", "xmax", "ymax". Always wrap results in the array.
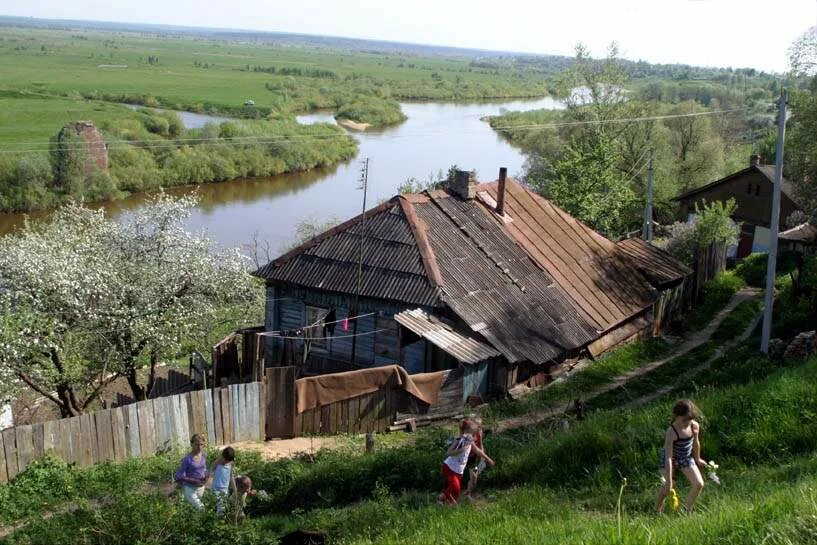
[
  {"xmin": 254, "ymin": 169, "xmax": 690, "ymax": 399},
  {"xmin": 674, "ymin": 155, "xmax": 803, "ymax": 258}
]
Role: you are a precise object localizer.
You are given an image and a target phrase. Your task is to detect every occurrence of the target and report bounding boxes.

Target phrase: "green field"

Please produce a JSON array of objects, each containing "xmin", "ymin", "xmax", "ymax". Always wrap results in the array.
[{"xmin": 0, "ymin": 25, "xmax": 552, "ymax": 143}]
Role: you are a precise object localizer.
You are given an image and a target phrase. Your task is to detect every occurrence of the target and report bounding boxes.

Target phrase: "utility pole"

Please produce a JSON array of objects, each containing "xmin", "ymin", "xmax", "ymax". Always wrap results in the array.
[
  {"xmin": 642, "ymin": 147, "xmax": 655, "ymax": 241},
  {"xmin": 760, "ymin": 90, "xmax": 787, "ymax": 354},
  {"xmin": 350, "ymin": 158, "xmax": 369, "ymax": 365}
]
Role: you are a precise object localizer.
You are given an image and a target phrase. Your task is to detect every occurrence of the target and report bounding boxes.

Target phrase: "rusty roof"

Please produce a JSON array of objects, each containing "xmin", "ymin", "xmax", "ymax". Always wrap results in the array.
[
  {"xmin": 476, "ymin": 179, "xmax": 657, "ymax": 334},
  {"xmin": 394, "ymin": 308, "xmax": 501, "ymax": 364},
  {"xmin": 616, "ymin": 238, "xmax": 692, "ymax": 288},
  {"xmin": 254, "ymin": 177, "xmax": 673, "ymax": 364},
  {"xmin": 412, "ymin": 191, "xmax": 598, "ymax": 363}
]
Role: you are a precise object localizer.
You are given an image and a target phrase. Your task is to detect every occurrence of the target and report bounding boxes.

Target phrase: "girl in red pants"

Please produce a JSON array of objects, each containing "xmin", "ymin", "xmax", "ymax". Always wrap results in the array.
[{"xmin": 439, "ymin": 420, "xmax": 494, "ymax": 505}]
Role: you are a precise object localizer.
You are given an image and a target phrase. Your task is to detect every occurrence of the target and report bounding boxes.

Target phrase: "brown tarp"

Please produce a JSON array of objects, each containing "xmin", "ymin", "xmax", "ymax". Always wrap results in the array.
[{"xmin": 295, "ymin": 365, "xmax": 446, "ymax": 413}]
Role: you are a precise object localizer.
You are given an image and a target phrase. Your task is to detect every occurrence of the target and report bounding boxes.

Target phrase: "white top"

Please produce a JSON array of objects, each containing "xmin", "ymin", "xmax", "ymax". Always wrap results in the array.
[{"xmin": 443, "ymin": 434, "xmax": 474, "ymax": 475}]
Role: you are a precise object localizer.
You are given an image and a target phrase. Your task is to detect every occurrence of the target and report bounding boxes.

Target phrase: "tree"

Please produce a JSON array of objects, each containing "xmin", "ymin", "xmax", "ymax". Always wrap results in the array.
[
  {"xmin": 0, "ymin": 193, "xmax": 257, "ymax": 416},
  {"xmin": 786, "ymin": 83, "xmax": 817, "ymax": 221},
  {"xmin": 788, "ymin": 27, "xmax": 817, "ymax": 78},
  {"xmin": 536, "ymin": 131, "xmax": 636, "ymax": 237},
  {"xmin": 664, "ymin": 101, "xmax": 725, "ymax": 193},
  {"xmin": 528, "ymin": 44, "xmax": 638, "ymax": 237},
  {"xmin": 665, "ymin": 199, "xmax": 739, "ymax": 265}
]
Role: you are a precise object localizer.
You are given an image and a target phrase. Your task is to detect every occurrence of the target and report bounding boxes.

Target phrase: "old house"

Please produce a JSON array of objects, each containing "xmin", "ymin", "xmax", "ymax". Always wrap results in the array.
[
  {"xmin": 779, "ymin": 222, "xmax": 817, "ymax": 256},
  {"xmin": 674, "ymin": 155, "xmax": 803, "ymax": 258},
  {"xmin": 254, "ymin": 169, "xmax": 683, "ymax": 400}
]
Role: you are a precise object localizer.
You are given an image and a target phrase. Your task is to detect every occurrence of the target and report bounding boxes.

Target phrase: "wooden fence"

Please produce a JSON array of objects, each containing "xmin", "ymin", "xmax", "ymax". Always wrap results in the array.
[
  {"xmin": 0, "ymin": 382, "xmax": 264, "ymax": 483},
  {"xmin": 693, "ymin": 241, "xmax": 727, "ymax": 303}
]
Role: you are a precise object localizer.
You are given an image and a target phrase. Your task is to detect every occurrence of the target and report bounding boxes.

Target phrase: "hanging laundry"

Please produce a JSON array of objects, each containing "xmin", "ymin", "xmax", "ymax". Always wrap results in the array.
[{"xmin": 343, "ymin": 317, "xmax": 349, "ymax": 331}]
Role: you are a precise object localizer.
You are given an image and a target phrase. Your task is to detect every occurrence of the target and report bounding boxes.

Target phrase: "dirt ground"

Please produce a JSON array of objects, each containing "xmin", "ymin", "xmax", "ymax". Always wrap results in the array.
[{"xmin": 229, "ymin": 436, "xmax": 345, "ymax": 460}]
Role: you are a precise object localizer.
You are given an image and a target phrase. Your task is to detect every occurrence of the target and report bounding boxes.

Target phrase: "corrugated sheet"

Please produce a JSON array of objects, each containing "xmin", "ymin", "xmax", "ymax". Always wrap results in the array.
[
  {"xmin": 413, "ymin": 193, "xmax": 598, "ymax": 364},
  {"xmin": 254, "ymin": 201, "xmax": 441, "ymax": 307},
  {"xmin": 394, "ymin": 308, "xmax": 500, "ymax": 365},
  {"xmin": 617, "ymin": 238, "xmax": 693, "ymax": 288},
  {"xmin": 476, "ymin": 180, "xmax": 657, "ymax": 333},
  {"xmin": 779, "ymin": 222, "xmax": 817, "ymax": 243}
]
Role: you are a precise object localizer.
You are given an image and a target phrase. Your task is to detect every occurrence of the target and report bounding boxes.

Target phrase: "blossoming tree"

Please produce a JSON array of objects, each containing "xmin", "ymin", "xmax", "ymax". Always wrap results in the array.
[{"xmin": 0, "ymin": 192, "xmax": 257, "ymax": 417}]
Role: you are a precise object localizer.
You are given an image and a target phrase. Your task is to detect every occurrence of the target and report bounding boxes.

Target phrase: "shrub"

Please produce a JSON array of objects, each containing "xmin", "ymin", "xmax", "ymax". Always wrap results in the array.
[{"xmin": 734, "ymin": 251, "xmax": 800, "ymax": 288}]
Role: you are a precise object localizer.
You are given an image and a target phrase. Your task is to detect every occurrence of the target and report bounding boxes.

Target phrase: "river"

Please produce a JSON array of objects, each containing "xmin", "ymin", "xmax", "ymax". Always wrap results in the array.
[{"xmin": 0, "ymin": 97, "xmax": 562, "ymax": 253}]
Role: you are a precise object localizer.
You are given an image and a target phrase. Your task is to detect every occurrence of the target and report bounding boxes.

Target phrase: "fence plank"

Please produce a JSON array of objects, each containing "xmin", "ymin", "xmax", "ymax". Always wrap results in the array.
[
  {"xmin": 257, "ymin": 382, "xmax": 266, "ymax": 441},
  {"xmin": 126, "ymin": 403, "xmax": 141, "ymax": 458},
  {"xmin": 95, "ymin": 411, "xmax": 115, "ymax": 462},
  {"xmin": 204, "ymin": 390, "xmax": 217, "ymax": 446},
  {"xmin": 231, "ymin": 384, "xmax": 240, "ymax": 442},
  {"xmin": 2, "ymin": 429, "xmax": 17, "ymax": 480},
  {"xmin": 42, "ymin": 420, "xmax": 58, "ymax": 455},
  {"xmin": 61, "ymin": 417, "xmax": 77, "ymax": 464},
  {"xmin": 15, "ymin": 425, "xmax": 34, "ymax": 473},
  {"xmin": 138, "ymin": 400, "xmax": 156, "ymax": 457},
  {"xmin": 110, "ymin": 408, "xmax": 128, "ymax": 461},
  {"xmin": 0, "ymin": 432, "xmax": 6, "ymax": 483},
  {"xmin": 77, "ymin": 414, "xmax": 95, "ymax": 466},
  {"xmin": 212, "ymin": 390, "xmax": 223, "ymax": 446},
  {"xmin": 220, "ymin": 388, "xmax": 233, "ymax": 444},
  {"xmin": 31, "ymin": 423, "xmax": 45, "ymax": 460}
]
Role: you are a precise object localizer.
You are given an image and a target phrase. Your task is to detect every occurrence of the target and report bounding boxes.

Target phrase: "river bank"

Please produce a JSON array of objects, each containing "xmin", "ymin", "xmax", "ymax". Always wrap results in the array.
[{"xmin": 0, "ymin": 97, "xmax": 563, "ymax": 249}]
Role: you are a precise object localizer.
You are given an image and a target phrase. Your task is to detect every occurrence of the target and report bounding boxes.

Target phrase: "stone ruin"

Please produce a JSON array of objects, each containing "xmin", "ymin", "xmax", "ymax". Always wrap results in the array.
[{"xmin": 56, "ymin": 121, "xmax": 109, "ymax": 174}]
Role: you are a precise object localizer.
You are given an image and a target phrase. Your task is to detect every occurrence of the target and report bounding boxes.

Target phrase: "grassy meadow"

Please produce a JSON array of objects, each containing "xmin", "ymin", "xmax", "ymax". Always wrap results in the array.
[{"xmin": 0, "ymin": 25, "xmax": 552, "ymax": 143}]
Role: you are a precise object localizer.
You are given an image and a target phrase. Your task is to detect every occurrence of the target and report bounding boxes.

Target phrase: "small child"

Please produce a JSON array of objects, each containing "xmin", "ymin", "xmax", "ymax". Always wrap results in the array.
[
  {"xmin": 210, "ymin": 446, "xmax": 236, "ymax": 515},
  {"xmin": 463, "ymin": 417, "xmax": 487, "ymax": 500},
  {"xmin": 656, "ymin": 399, "xmax": 708, "ymax": 513},
  {"xmin": 439, "ymin": 419, "xmax": 494, "ymax": 505},
  {"xmin": 233, "ymin": 475, "xmax": 257, "ymax": 523}
]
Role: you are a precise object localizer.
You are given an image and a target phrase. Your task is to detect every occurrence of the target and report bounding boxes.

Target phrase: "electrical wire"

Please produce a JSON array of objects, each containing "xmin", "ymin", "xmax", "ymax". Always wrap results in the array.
[{"xmin": 264, "ymin": 328, "xmax": 387, "ymax": 341}]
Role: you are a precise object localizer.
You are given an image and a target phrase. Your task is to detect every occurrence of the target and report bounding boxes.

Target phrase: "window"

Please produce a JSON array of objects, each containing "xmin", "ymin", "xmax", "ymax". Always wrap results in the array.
[
  {"xmin": 305, "ymin": 305, "xmax": 329, "ymax": 351},
  {"xmin": 747, "ymin": 183, "xmax": 752, "ymax": 194},
  {"xmin": 755, "ymin": 184, "xmax": 761, "ymax": 196}
]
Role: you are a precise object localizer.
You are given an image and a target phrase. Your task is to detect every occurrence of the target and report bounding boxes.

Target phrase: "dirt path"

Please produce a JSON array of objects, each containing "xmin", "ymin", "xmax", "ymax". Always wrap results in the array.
[{"xmin": 493, "ymin": 288, "xmax": 761, "ymax": 433}]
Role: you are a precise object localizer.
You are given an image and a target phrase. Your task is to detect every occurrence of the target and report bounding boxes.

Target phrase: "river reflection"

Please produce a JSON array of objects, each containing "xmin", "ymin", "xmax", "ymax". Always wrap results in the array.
[{"xmin": 0, "ymin": 97, "xmax": 561, "ymax": 251}]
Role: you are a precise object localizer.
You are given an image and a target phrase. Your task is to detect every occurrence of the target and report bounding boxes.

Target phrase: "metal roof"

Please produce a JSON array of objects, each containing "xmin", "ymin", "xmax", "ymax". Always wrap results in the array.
[
  {"xmin": 254, "ymin": 200, "xmax": 442, "ymax": 307},
  {"xmin": 617, "ymin": 238, "xmax": 693, "ymax": 288},
  {"xmin": 413, "ymin": 191, "xmax": 598, "ymax": 364},
  {"xmin": 476, "ymin": 180, "xmax": 657, "ymax": 334},
  {"xmin": 779, "ymin": 222, "xmax": 817, "ymax": 244},
  {"xmin": 394, "ymin": 308, "xmax": 500, "ymax": 364}
]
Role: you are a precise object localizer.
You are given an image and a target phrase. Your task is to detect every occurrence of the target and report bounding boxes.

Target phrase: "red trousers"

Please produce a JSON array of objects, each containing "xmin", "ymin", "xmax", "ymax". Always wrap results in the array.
[{"xmin": 441, "ymin": 463, "xmax": 462, "ymax": 504}]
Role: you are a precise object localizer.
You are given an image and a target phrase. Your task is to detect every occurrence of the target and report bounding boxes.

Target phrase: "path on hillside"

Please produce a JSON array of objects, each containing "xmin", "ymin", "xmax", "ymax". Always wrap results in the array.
[{"xmin": 492, "ymin": 288, "xmax": 761, "ymax": 433}]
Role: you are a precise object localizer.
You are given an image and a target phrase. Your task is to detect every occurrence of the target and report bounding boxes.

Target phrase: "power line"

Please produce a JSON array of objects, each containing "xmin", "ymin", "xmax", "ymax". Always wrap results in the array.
[{"xmin": 0, "ymin": 107, "xmax": 747, "ymax": 154}]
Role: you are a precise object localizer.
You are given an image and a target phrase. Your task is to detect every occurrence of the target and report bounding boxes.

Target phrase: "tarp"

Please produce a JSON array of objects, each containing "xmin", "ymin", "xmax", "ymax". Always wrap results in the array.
[{"xmin": 295, "ymin": 365, "xmax": 446, "ymax": 414}]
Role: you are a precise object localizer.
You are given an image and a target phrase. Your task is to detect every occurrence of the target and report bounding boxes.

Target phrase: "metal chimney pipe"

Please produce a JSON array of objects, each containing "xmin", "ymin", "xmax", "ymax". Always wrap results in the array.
[{"xmin": 496, "ymin": 167, "xmax": 507, "ymax": 215}]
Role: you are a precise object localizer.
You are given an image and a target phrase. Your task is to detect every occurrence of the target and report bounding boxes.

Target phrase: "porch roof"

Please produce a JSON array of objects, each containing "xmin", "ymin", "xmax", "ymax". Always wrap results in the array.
[{"xmin": 394, "ymin": 308, "xmax": 500, "ymax": 365}]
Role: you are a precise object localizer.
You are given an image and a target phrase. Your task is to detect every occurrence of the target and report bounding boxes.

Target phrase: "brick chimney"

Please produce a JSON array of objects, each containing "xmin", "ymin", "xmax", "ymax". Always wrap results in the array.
[
  {"xmin": 496, "ymin": 167, "xmax": 507, "ymax": 215},
  {"xmin": 451, "ymin": 169, "xmax": 476, "ymax": 200},
  {"xmin": 750, "ymin": 154, "xmax": 761, "ymax": 167}
]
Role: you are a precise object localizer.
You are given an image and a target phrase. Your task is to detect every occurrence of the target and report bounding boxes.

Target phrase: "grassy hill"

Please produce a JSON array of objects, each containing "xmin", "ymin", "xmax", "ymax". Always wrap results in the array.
[{"xmin": 3, "ymin": 317, "xmax": 816, "ymax": 544}]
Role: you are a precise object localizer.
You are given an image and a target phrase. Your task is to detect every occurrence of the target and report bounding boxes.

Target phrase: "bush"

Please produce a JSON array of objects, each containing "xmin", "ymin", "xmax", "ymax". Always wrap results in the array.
[{"xmin": 734, "ymin": 251, "xmax": 800, "ymax": 288}]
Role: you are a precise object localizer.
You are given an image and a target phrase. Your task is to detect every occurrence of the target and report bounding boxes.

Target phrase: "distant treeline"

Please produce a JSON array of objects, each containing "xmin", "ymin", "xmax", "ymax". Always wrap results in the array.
[
  {"xmin": 0, "ymin": 109, "xmax": 357, "ymax": 212},
  {"xmin": 244, "ymin": 65, "xmax": 337, "ymax": 79}
]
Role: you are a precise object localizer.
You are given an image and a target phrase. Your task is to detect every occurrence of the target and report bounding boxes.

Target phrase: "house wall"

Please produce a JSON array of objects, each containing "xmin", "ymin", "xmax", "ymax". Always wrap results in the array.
[
  {"xmin": 678, "ymin": 170, "xmax": 799, "ymax": 230},
  {"xmin": 264, "ymin": 283, "xmax": 434, "ymax": 373}
]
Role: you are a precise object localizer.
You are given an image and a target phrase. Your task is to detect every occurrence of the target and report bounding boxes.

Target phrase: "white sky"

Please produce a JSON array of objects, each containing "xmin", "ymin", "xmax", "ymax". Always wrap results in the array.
[{"xmin": 1, "ymin": 0, "xmax": 814, "ymax": 72}]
